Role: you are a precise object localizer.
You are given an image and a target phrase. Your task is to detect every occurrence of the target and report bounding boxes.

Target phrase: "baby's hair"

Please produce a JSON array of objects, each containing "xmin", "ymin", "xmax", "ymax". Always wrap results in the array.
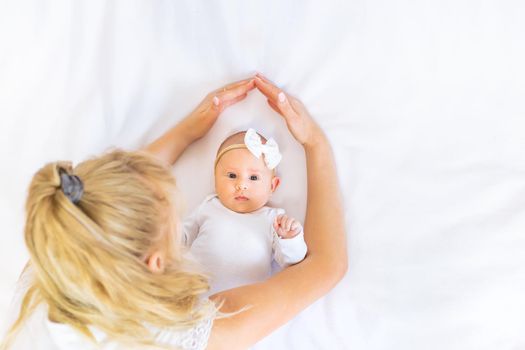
[{"xmin": 1, "ymin": 149, "xmax": 216, "ymax": 349}]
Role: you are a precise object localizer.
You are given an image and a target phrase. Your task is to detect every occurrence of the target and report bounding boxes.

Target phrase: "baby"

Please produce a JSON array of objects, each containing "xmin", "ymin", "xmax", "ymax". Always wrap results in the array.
[{"xmin": 182, "ymin": 128, "xmax": 307, "ymax": 295}]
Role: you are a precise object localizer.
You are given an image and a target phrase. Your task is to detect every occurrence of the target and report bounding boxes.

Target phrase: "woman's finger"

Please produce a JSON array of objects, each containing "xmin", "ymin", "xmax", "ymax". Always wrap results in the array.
[
  {"xmin": 255, "ymin": 73, "xmax": 278, "ymax": 87},
  {"xmin": 223, "ymin": 78, "xmax": 254, "ymax": 91},
  {"xmin": 217, "ymin": 79, "xmax": 255, "ymax": 101},
  {"xmin": 255, "ymin": 75, "xmax": 298, "ymax": 117},
  {"xmin": 255, "ymin": 74, "xmax": 287, "ymax": 99},
  {"xmin": 274, "ymin": 91, "xmax": 297, "ymax": 119},
  {"xmin": 221, "ymin": 93, "xmax": 247, "ymax": 109},
  {"xmin": 223, "ymin": 78, "xmax": 255, "ymax": 94},
  {"xmin": 213, "ymin": 78, "xmax": 252, "ymax": 95},
  {"xmin": 254, "ymin": 75, "xmax": 280, "ymax": 102},
  {"xmin": 267, "ymin": 99, "xmax": 282, "ymax": 115}
]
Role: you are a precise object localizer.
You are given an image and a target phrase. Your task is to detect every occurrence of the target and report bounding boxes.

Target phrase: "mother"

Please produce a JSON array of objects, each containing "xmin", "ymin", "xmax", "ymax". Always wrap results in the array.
[{"xmin": 2, "ymin": 74, "xmax": 347, "ymax": 350}]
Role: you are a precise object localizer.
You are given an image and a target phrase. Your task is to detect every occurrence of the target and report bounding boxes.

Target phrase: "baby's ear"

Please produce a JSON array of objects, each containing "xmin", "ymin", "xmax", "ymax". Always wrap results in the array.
[{"xmin": 271, "ymin": 176, "xmax": 281, "ymax": 192}]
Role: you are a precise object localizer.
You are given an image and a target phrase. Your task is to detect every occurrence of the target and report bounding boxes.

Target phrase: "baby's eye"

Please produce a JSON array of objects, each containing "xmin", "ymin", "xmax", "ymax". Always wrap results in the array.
[
  {"xmin": 250, "ymin": 175, "xmax": 259, "ymax": 181},
  {"xmin": 227, "ymin": 173, "xmax": 237, "ymax": 179}
]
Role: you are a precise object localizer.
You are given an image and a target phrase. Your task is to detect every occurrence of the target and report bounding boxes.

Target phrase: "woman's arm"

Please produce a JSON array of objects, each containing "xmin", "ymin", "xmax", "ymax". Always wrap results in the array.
[
  {"xmin": 207, "ymin": 74, "xmax": 347, "ymax": 350},
  {"xmin": 143, "ymin": 79, "xmax": 255, "ymax": 165},
  {"xmin": 143, "ymin": 121, "xmax": 194, "ymax": 166}
]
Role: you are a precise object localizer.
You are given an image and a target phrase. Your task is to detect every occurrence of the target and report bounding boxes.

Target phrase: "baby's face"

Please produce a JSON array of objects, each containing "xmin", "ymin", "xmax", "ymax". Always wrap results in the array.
[{"xmin": 215, "ymin": 148, "xmax": 279, "ymax": 213}]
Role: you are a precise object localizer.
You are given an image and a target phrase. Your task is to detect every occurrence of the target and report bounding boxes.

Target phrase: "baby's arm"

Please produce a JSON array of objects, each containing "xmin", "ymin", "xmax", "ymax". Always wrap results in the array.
[
  {"xmin": 272, "ymin": 211, "xmax": 308, "ymax": 268},
  {"xmin": 181, "ymin": 207, "xmax": 201, "ymax": 246}
]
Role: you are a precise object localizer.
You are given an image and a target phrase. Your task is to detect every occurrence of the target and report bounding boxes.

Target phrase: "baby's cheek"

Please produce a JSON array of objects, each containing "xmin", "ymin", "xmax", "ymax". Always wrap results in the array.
[{"xmin": 260, "ymin": 185, "xmax": 274, "ymax": 202}]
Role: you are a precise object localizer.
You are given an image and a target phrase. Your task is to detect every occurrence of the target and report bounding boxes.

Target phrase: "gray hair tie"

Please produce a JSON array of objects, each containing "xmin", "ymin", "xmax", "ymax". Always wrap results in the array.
[{"xmin": 59, "ymin": 170, "xmax": 84, "ymax": 204}]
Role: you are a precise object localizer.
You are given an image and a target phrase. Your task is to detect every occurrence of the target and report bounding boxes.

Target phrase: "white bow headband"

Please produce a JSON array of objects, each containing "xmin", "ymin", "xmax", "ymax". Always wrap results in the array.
[{"xmin": 214, "ymin": 128, "xmax": 282, "ymax": 170}]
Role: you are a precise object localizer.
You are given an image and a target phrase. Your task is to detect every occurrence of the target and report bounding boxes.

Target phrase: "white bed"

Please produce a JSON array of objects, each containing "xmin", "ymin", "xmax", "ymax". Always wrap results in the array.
[{"xmin": 1, "ymin": 1, "xmax": 524, "ymax": 349}]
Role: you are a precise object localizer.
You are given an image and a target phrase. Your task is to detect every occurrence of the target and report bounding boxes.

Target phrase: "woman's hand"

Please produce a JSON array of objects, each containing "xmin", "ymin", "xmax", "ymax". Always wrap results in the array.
[
  {"xmin": 253, "ymin": 73, "xmax": 323, "ymax": 149},
  {"xmin": 182, "ymin": 78, "xmax": 256, "ymax": 143},
  {"xmin": 144, "ymin": 78, "xmax": 255, "ymax": 165}
]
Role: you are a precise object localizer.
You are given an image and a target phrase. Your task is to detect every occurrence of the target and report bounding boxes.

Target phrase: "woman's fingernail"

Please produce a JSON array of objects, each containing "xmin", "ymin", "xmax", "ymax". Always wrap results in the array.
[
  {"xmin": 213, "ymin": 96, "xmax": 220, "ymax": 106},
  {"xmin": 278, "ymin": 92, "xmax": 286, "ymax": 103}
]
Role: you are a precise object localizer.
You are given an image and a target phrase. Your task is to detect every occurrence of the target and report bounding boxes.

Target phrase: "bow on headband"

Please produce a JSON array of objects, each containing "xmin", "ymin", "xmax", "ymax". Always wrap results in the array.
[{"xmin": 244, "ymin": 128, "xmax": 282, "ymax": 170}]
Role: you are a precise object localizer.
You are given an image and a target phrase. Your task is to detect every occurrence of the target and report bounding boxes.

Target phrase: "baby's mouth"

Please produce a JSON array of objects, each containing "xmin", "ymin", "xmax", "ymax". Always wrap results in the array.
[{"xmin": 235, "ymin": 195, "xmax": 249, "ymax": 201}]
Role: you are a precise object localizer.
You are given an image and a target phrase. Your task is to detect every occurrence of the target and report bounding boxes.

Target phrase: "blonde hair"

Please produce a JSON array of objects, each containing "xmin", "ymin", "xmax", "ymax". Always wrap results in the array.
[{"xmin": 1, "ymin": 149, "xmax": 215, "ymax": 349}]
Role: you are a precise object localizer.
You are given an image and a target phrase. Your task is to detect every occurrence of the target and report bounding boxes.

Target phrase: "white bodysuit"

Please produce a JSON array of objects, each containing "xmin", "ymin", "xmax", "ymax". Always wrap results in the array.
[{"xmin": 183, "ymin": 194, "xmax": 308, "ymax": 295}]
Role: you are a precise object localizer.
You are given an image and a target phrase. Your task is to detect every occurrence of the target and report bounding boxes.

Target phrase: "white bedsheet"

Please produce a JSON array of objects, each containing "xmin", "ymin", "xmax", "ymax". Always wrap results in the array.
[{"xmin": 1, "ymin": 1, "xmax": 524, "ymax": 349}]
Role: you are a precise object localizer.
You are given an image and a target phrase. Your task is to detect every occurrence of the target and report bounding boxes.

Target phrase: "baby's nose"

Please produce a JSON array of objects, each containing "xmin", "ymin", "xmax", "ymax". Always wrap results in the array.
[{"xmin": 235, "ymin": 182, "xmax": 248, "ymax": 190}]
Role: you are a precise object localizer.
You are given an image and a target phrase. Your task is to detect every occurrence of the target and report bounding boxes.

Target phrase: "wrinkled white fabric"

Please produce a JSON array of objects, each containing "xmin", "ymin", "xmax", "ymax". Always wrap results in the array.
[{"xmin": 2, "ymin": 1, "xmax": 525, "ymax": 350}]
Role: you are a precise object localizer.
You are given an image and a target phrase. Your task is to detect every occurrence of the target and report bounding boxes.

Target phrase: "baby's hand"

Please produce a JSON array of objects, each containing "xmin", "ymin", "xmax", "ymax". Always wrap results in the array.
[{"xmin": 273, "ymin": 214, "xmax": 303, "ymax": 239}]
